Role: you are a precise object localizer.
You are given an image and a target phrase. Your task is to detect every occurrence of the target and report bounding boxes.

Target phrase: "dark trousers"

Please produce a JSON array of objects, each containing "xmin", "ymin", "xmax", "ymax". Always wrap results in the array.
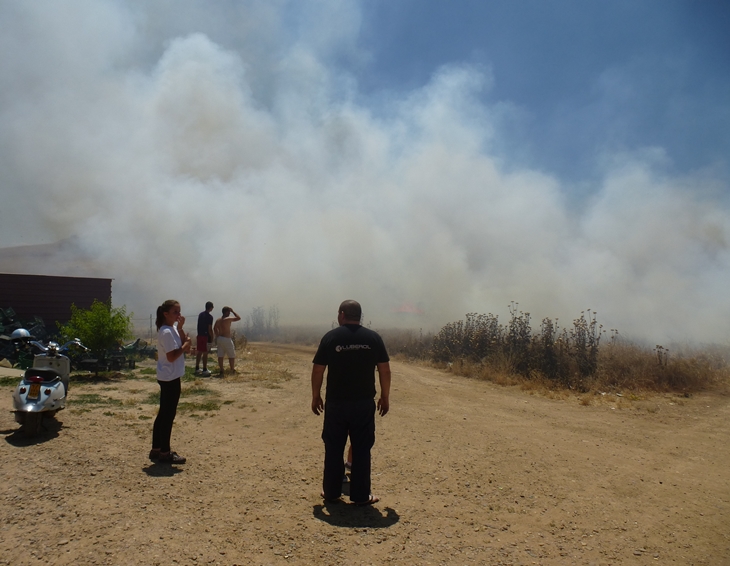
[
  {"xmin": 322, "ymin": 399, "xmax": 375, "ymax": 502},
  {"xmin": 152, "ymin": 378, "xmax": 181, "ymax": 452}
]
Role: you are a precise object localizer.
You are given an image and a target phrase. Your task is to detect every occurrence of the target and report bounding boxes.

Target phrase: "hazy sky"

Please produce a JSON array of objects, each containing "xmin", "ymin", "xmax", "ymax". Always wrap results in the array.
[{"xmin": 0, "ymin": 0, "xmax": 729, "ymax": 341}]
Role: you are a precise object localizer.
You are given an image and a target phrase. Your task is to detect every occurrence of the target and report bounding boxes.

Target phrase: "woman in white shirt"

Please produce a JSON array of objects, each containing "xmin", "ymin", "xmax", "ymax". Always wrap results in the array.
[{"xmin": 149, "ymin": 299, "xmax": 191, "ymax": 464}]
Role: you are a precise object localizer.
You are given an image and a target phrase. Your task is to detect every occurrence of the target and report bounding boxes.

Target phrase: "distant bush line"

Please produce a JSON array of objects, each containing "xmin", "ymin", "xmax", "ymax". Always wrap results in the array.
[{"xmin": 381, "ymin": 304, "xmax": 729, "ymax": 394}]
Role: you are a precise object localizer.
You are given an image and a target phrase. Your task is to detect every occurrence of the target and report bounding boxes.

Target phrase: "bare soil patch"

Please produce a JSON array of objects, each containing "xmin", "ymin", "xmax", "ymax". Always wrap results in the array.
[{"xmin": 1, "ymin": 343, "xmax": 728, "ymax": 565}]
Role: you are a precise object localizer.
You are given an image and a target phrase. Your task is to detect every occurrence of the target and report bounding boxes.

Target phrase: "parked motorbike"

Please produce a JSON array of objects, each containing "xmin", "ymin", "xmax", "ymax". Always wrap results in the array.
[
  {"xmin": 122, "ymin": 337, "xmax": 156, "ymax": 361},
  {"xmin": 12, "ymin": 341, "xmax": 70, "ymax": 437},
  {"xmin": 0, "ymin": 328, "xmax": 47, "ymax": 369},
  {"xmin": 59, "ymin": 338, "xmax": 90, "ymax": 369}
]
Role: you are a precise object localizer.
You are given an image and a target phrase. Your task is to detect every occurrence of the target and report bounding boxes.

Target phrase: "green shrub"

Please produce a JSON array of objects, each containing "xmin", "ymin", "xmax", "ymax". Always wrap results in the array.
[{"xmin": 57, "ymin": 300, "xmax": 134, "ymax": 355}]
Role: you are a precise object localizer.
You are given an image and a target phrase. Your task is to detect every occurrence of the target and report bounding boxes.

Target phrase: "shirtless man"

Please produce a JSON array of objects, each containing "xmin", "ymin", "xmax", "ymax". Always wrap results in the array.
[{"xmin": 213, "ymin": 306, "xmax": 241, "ymax": 376}]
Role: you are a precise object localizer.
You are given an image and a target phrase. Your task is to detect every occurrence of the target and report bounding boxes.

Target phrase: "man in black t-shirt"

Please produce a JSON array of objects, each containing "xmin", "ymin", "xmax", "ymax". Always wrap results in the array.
[
  {"xmin": 311, "ymin": 300, "xmax": 391, "ymax": 505},
  {"xmin": 195, "ymin": 302, "xmax": 214, "ymax": 377}
]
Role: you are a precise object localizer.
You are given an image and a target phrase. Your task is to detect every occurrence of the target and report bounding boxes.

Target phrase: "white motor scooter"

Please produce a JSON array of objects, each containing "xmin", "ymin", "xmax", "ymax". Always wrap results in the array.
[{"xmin": 12, "ymin": 342, "xmax": 70, "ymax": 437}]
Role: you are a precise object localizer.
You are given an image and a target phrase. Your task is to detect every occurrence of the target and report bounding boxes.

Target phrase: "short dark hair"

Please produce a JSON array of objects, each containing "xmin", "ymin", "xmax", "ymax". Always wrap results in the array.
[
  {"xmin": 338, "ymin": 300, "xmax": 362, "ymax": 322},
  {"xmin": 205, "ymin": 301, "xmax": 214, "ymax": 310},
  {"xmin": 222, "ymin": 306, "xmax": 231, "ymax": 316}
]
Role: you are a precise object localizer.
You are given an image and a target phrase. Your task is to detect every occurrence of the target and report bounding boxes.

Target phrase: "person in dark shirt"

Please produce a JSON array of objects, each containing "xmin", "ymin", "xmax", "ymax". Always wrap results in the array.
[
  {"xmin": 311, "ymin": 300, "xmax": 391, "ymax": 505},
  {"xmin": 195, "ymin": 302, "xmax": 214, "ymax": 377}
]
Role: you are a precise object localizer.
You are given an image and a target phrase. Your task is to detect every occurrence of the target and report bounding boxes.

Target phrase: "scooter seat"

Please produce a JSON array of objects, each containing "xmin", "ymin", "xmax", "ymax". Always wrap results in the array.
[{"xmin": 24, "ymin": 368, "xmax": 62, "ymax": 383}]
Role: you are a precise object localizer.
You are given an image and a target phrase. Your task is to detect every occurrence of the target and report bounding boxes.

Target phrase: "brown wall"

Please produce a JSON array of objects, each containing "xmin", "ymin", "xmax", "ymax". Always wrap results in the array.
[{"xmin": 0, "ymin": 273, "xmax": 112, "ymax": 330}]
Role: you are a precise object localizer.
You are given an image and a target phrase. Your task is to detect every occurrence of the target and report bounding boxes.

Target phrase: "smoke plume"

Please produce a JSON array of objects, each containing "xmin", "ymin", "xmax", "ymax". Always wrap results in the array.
[{"xmin": 1, "ymin": 2, "xmax": 728, "ymax": 343}]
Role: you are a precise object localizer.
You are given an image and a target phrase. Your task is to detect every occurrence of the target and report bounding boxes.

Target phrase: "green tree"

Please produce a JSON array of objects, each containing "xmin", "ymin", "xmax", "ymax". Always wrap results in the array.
[{"xmin": 57, "ymin": 300, "xmax": 134, "ymax": 354}]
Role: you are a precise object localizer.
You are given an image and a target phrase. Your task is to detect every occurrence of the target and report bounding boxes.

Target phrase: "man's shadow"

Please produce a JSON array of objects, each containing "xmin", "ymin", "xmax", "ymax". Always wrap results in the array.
[
  {"xmin": 313, "ymin": 474, "xmax": 400, "ymax": 528},
  {"xmin": 142, "ymin": 463, "xmax": 185, "ymax": 477},
  {"xmin": 313, "ymin": 475, "xmax": 400, "ymax": 529},
  {"xmin": 313, "ymin": 499, "xmax": 400, "ymax": 529}
]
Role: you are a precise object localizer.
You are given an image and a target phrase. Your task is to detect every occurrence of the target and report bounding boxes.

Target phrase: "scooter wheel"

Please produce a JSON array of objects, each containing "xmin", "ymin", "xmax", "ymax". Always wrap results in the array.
[{"xmin": 22, "ymin": 413, "xmax": 43, "ymax": 438}]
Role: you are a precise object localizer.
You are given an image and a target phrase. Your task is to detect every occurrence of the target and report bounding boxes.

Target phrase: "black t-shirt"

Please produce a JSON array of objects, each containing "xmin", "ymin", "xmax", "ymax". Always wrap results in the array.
[
  {"xmin": 197, "ymin": 311, "xmax": 213, "ymax": 337},
  {"xmin": 312, "ymin": 324, "xmax": 390, "ymax": 401}
]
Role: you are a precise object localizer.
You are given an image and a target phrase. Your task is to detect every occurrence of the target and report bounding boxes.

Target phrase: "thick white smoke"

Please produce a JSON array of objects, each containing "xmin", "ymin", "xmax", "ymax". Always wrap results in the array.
[{"xmin": 0, "ymin": 2, "xmax": 728, "ymax": 342}]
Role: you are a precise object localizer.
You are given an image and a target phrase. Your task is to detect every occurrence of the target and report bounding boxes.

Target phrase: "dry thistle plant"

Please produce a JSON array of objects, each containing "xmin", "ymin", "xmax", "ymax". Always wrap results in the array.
[{"xmin": 428, "ymin": 305, "xmax": 728, "ymax": 394}]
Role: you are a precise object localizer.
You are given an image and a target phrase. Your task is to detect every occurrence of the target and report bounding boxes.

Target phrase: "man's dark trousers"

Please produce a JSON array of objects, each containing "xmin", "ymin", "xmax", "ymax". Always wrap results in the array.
[{"xmin": 321, "ymin": 399, "xmax": 376, "ymax": 502}]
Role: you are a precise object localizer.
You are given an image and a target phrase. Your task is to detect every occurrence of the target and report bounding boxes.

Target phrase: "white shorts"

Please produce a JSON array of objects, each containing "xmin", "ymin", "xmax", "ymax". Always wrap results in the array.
[{"xmin": 216, "ymin": 336, "xmax": 235, "ymax": 359}]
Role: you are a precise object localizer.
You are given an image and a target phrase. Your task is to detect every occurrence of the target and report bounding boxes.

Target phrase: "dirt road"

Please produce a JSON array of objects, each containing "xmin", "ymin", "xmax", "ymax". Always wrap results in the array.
[{"xmin": 1, "ymin": 343, "xmax": 728, "ymax": 565}]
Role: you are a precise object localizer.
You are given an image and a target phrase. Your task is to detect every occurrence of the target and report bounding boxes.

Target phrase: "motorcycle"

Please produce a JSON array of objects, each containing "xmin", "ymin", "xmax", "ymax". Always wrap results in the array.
[
  {"xmin": 12, "ymin": 341, "xmax": 71, "ymax": 437},
  {"xmin": 0, "ymin": 328, "xmax": 48, "ymax": 369},
  {"xmin": 59, "ymin": 337, "xmax": 90, "ymax": 369}
]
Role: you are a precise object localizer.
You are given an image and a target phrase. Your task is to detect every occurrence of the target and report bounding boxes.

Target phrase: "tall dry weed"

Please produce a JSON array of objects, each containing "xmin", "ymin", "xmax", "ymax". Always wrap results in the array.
[{"xmin": 429, "ymin": 307, "xmax": 729, "ymax": 394}]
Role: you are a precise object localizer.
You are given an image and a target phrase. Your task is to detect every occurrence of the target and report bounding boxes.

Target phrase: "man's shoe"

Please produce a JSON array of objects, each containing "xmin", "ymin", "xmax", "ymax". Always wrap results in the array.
[
  {"xmin": 149, "ymin": 448, "xmax": 161, "ymax": 461},
  {"xmin": 159, "ymin": 451, "xmax": 186, "ymax": 464},
  {"xmin": 201, "ymin": 370, "xmax": 211, "ymax": 377},
  {"xmin": 353, "ymin": 495, "xmax": 380, "ymax": 506},
  {"xmin": 194, "ymin": 369, "xmax": 202, "ymax": 376}
]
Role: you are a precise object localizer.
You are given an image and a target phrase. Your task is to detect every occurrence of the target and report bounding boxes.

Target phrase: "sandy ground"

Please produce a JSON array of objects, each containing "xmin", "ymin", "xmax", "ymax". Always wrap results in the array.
[{"xmin": 0, "ymin": 342, "xmax": 728, "ymax": 566}]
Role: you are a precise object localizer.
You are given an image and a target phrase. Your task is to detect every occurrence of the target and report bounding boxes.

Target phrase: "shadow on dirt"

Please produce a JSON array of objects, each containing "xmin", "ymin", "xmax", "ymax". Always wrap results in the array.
[
  {"xmin": 3, "ymin": 418, "xmax": 62, "ymax": 446},
  {"xmin": 313, "ymin": 502, "xmax": 400, "ymax": 529},
  {"xmin": 142, "ymin": 463, "xmax": 185, "ymax": 477}
]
